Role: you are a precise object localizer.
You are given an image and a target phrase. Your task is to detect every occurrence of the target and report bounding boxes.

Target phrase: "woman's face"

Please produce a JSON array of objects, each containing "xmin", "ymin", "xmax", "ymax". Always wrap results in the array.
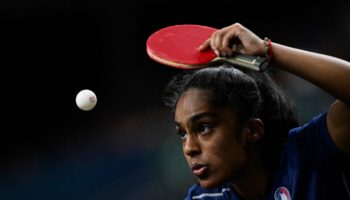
[{"xmin": 175, "ymin": 88, "xmax": 248, "ymax": 188}]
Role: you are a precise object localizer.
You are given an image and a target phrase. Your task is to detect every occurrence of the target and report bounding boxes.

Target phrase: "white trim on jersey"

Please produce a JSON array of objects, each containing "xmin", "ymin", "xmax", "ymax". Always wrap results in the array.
[{"xmin": 192, "ymin": 188, "xmax": 231, "ymax": 199}]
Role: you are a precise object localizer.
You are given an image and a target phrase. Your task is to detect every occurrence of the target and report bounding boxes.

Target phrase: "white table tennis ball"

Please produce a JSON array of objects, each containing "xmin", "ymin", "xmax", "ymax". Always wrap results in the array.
[{"xmin": 75, "ymin": 89, "xmax": 97, "ymax": 111}]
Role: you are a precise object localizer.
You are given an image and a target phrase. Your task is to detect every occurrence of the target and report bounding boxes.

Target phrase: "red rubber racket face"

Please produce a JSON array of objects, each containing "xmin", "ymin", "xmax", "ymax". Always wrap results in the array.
[{"xmin": 146, "ymin": 24, "xmax": 218, "ymax": 69}]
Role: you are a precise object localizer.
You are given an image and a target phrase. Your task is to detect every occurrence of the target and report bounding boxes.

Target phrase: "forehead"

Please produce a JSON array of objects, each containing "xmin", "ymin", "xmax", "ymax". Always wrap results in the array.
[
  {"xmin": 174, "ymin": 88, "xmax": 240, "ymax": 129},
  {"xmin": 177, "ymin": 88, "xmax": 210, "ymax": 106},
  {"xmin": 175, "ymin": 89, "xmax": 216, "ymax": 121}
]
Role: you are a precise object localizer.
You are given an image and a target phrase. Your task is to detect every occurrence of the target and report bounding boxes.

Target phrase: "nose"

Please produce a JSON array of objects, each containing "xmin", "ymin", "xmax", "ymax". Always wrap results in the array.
[{"xmin": 183, "ymin": 134, "xmax": 201, "ymax": 157}]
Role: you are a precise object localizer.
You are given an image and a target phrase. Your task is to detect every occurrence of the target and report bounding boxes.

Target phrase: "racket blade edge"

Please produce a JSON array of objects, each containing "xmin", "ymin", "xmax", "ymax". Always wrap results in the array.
[{"xmin": 146, "ymin": 47, "xmax": 206, "ymax": 69}]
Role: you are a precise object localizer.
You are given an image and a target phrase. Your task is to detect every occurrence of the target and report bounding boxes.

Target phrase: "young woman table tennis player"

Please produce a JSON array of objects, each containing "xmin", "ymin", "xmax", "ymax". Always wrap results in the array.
[{"xmin": 162, "ymin": 23, "xmax": 350, "ymax": 200}]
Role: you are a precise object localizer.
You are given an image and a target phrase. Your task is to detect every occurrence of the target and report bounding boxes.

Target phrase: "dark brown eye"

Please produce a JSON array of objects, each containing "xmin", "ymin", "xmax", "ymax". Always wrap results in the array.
[
  {"xmin": 197, "ymin": 124, "xmax": 211, "ymax": 135},
  {"xmin": 176, "ymin": 129, "xmax": 187, "ymax": 139}
]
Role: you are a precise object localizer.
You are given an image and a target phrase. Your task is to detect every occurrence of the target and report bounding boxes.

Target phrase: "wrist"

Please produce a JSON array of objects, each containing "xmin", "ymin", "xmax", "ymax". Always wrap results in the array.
[{"xmin": 263, "ymin": 37, "xmax": 273, "ymax": 60}]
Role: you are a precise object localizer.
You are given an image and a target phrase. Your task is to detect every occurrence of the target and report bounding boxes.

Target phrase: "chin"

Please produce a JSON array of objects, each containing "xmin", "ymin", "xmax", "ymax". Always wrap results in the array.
[{"xmin": 198, "ymin": 178, "xmax": 223, "ymax": 189}]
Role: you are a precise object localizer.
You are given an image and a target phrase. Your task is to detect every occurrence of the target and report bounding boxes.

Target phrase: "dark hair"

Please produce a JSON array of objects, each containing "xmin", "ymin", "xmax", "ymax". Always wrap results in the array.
[{"xmin": 162, "ymin": 62, "xmax": 299, "ymax": 166}]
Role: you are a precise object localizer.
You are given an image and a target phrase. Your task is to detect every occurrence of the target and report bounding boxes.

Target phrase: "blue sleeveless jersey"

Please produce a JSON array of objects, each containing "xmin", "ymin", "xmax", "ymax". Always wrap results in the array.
[{"xmin": 184, "ymin": 112, "xmax": 350, "ymax": 200}]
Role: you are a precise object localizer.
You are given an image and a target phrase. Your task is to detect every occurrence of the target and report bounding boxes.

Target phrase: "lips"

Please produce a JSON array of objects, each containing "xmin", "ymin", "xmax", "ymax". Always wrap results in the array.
[{"xmin": 191, "ymin": 164, "xmax": 209, "ymax": 177}]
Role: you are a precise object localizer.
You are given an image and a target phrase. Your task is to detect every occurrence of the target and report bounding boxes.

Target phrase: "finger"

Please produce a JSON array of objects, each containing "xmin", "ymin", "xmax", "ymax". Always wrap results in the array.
[
  {"xmin": 210, "ymin": 33, "xmax": 218, "ymax": 55},
  {"xmin": 198, "ymin": 38, "xmax": 211, "ymax": 51},
  {"xmin": 212, "ymin": 31, "xmax": 225, "ymax": 56},
  {"xmin": 221, "ymin": 30, "xmax": 238, "ymax": 56},
  {"xmin": 222, "ymin": 46, "xmax": 233, "ymax": 57},
  {"xmin": 222, "ymin": 30, "xmax": 238, "ymax": 50}
]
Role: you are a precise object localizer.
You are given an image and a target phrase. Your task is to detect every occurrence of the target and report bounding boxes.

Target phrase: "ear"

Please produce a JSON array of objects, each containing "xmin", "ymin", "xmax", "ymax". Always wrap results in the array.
[{"xmin": 244, "ymin": 118, "xmax": 264, "ymax": 143}]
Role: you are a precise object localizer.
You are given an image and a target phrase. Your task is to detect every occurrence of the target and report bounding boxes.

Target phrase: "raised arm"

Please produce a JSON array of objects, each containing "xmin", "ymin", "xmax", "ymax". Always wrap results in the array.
[{"xmin": 199, "ymin": 23, "xmax": 350, "ymax": 154}]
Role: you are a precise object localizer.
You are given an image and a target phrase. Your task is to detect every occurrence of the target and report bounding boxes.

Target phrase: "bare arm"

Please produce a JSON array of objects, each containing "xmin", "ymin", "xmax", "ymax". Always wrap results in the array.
[
  {"xmin": 199, "ymin": 23, "xmax": 350, "ymax": 154},
  {"xmin": 273, "ymin": 44, "xmax": 350, "ymax": 154}
]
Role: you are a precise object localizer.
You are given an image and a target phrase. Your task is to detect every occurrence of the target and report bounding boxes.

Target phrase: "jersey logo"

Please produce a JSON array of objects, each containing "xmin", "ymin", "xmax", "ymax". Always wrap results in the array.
[{"xmin": 274, "ymin": 187, "xmax": 291, "ymax": 200}]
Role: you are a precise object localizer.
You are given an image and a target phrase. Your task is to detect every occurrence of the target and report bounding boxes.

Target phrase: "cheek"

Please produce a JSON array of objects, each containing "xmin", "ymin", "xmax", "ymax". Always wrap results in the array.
[{"xmin": 210, "ymin": 139, "xmax": 247, "ymax": 172}]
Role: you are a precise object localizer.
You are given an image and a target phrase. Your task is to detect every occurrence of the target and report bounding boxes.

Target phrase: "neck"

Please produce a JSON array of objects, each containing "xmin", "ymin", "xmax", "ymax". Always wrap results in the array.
[{"xmin": 232, "ymin": 147, "xmax": 271, "ymax": 200}]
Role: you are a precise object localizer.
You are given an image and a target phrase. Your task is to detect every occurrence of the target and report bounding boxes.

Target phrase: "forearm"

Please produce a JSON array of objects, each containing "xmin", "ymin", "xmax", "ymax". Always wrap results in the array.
[
  {"xmin": 271, "ymin": 43, "xmax": 350, "ymax": 154},
  {"xmin": 271, "ymin": 43, "xmax": 350, "ymax": 105}
]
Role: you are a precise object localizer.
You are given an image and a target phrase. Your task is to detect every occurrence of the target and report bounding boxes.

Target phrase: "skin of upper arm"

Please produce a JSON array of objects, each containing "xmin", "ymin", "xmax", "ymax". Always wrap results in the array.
[{"xmin": 327, "ymin": 100, "xmax": 350, "ymax": 155}]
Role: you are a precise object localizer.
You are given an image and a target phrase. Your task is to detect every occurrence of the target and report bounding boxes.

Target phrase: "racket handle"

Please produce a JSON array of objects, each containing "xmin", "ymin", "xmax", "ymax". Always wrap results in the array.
[{"xmin": 214, "ymin": 54, "xmax": 270, "ymax": 72}]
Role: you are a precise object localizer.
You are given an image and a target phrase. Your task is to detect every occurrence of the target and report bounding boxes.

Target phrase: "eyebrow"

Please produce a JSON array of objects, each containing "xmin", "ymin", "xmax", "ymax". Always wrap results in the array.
[{"xmin": 175, "ymin": 112, "xmax": 219, "ymax": 127}]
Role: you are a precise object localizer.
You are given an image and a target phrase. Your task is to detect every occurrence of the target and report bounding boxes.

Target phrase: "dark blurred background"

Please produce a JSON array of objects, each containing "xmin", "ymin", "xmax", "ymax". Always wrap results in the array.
[{"xmin": 0, "ymin": 1, "xmax": 349, "ymax": 199}]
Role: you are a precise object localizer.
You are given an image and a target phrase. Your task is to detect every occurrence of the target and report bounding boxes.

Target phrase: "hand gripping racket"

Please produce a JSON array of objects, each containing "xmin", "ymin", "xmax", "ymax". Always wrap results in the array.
[{"xmin": 146, "ymin": 24, "xmax": 269, "ymax": 71}]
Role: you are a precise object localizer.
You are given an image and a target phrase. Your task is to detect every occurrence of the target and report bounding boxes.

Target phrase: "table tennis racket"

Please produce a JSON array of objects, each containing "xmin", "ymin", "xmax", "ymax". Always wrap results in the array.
[{"xmin": 146, "ymin": 24, "xmax": 270, "ymax": 71}]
